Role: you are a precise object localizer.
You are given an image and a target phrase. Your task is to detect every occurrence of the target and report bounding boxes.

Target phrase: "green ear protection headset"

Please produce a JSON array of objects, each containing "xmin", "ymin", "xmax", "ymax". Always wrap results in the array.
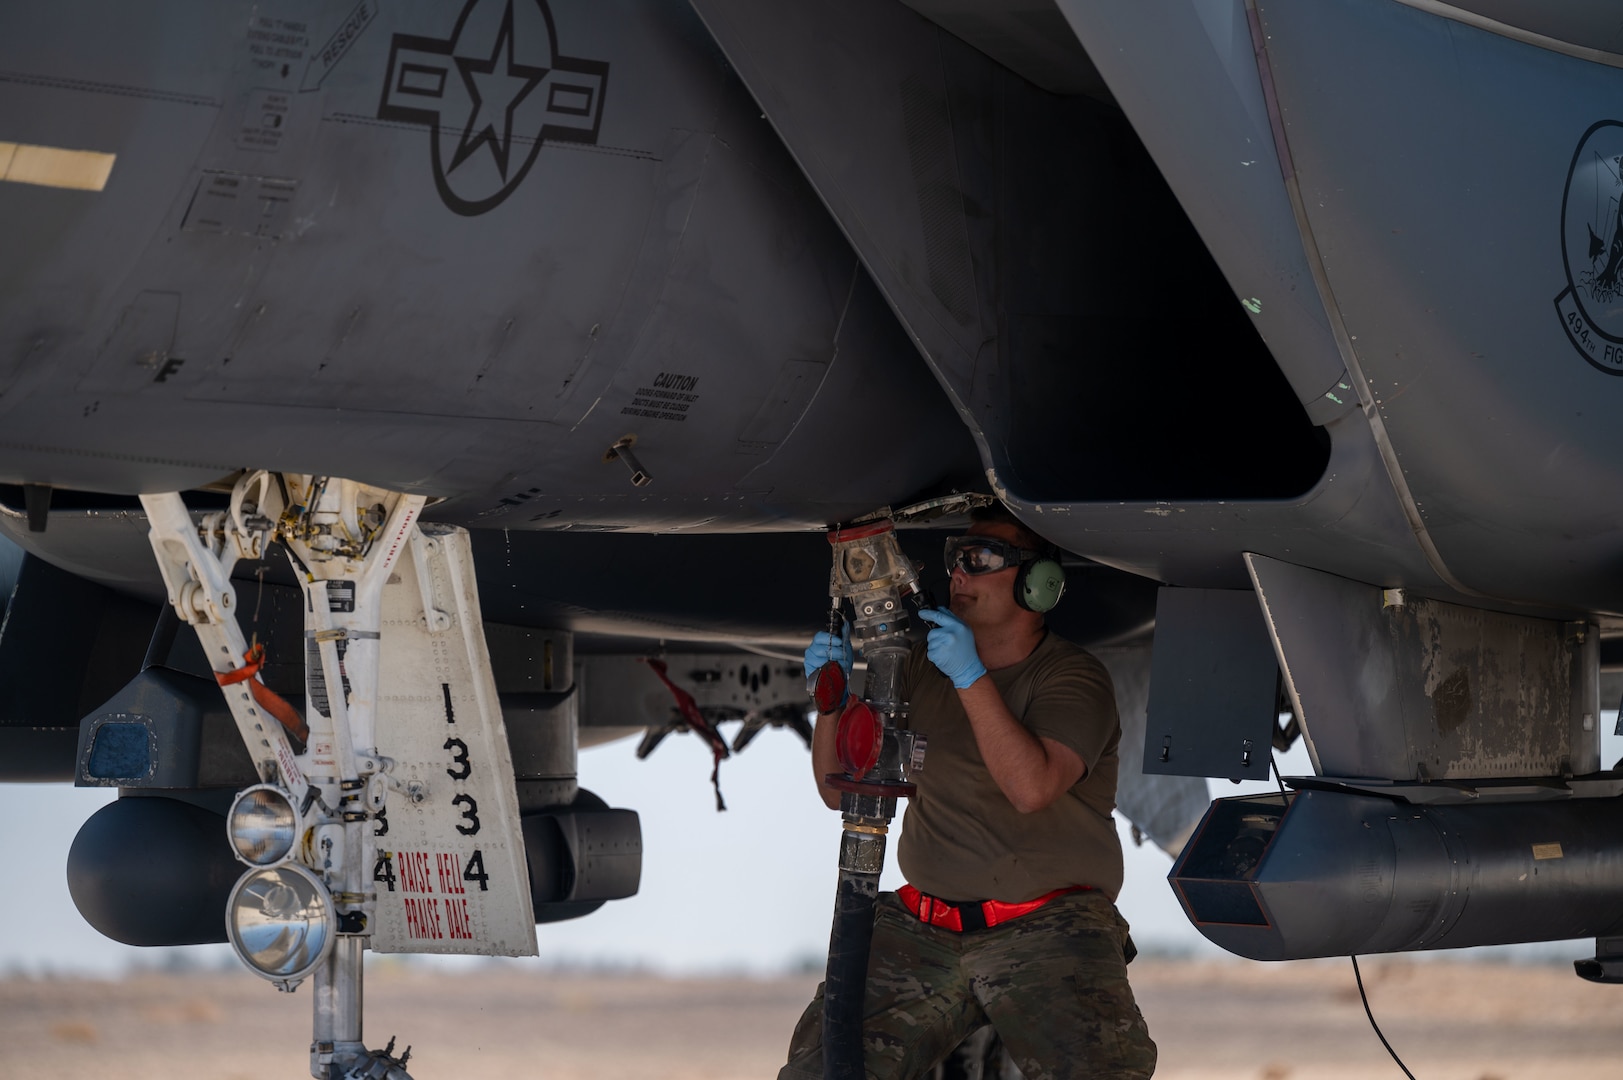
[
  {"xmin": 1014, "ymin": 550, "xmax": 1067, "ymax": 614},
  {"xmin": 943, "ymin": 536, "xmax": 1068, "ymax": 614}
]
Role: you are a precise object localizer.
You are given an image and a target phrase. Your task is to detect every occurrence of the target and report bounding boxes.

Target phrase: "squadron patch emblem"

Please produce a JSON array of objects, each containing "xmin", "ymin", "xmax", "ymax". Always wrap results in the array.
[
  {"xmin": 1556, "ymin": 121, "xmax": 1623, "ymax": 374},
  {"xmin": 378, "ymin": 0, "xmax": 608, "ymax": 216}
]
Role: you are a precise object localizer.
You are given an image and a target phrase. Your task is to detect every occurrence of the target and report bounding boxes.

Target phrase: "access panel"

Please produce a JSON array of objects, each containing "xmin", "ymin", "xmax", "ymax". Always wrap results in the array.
[{"xmin": 1142, "ymin": 587, "xmax": 1278, "ymax": 782}]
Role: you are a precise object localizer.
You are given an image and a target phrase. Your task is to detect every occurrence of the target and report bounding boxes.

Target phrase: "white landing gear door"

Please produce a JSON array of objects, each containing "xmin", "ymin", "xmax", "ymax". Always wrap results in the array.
[{"xmin": 368, "ymin": 523, "xmax": 537, "ymax": 956}]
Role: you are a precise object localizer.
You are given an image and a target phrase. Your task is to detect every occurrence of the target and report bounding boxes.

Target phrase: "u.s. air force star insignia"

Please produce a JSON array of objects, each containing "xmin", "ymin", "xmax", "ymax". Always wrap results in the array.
[
  {"xmin": 378, "ymin": 0, "xmax": 608, "ymax": 216},
  {"xmin": 1556, "ymin": 120, "xmax": 1623, "ymax": 374}
]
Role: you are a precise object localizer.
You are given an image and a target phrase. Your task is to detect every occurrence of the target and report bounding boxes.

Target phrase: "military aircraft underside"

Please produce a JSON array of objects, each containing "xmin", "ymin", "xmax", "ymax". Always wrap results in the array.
[{"xmin": 4, "ymin": 0, "xmax": 1623, "ymax": 1073}]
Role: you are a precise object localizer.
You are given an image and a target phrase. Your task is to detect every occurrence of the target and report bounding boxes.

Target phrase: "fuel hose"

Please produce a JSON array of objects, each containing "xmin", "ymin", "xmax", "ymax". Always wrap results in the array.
[
  {"xmin": 816, "ymin": 520, "xmax": 921, "ymax": 1080},
  {"xmin": 824, "ymin": 823, "xmax": 887, "ymax": 1080}
]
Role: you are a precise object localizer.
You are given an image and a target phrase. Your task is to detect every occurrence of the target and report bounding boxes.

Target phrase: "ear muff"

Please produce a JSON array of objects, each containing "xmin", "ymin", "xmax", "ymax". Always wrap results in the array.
[{"xmin": 1014, "ymin": 557, "xmax": 1066, "ymax": 613}]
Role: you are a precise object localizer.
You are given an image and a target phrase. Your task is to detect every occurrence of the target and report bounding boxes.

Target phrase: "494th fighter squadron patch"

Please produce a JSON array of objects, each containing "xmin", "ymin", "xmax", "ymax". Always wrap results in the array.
[{"xmin": 1556, "ymin": 120, "xmax": 1623, "ymax": 374}]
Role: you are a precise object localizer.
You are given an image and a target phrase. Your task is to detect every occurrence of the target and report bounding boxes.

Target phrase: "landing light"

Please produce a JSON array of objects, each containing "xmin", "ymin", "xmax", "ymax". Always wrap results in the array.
[
  {"xmin": 226, "ymin": 863, "xmax": 335, "ymax": 988},
  {"xmin": 227, "ymin": 784, "xmax": 299, "ymax": 866}
]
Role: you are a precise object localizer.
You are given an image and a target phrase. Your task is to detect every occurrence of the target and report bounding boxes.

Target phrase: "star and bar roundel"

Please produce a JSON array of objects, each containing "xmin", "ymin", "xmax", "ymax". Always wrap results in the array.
[{"xmin": 378, "ymin": 0, "xmax": 609, "ymax": 216}]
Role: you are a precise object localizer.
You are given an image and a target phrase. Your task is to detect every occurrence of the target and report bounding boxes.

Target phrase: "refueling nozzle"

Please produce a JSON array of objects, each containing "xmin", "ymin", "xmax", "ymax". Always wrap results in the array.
[
  {"xmin": 814, "ymin": 516, "xmax": 929, "ymax": 1080},
  {"xmin": 821, "ymin": 517, "xmax": 927, "ymax": 794}
]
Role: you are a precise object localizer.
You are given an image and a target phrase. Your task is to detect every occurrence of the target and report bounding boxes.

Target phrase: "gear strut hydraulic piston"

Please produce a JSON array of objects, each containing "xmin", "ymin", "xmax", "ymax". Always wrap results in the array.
[{"xmin": 818, "ymin": 519, "xmax": 928, "ymax": 1080}]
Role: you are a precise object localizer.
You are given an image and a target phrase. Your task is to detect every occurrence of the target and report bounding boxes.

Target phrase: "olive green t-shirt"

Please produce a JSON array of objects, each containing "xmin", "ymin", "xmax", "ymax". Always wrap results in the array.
[{"xmin": 895, "ymin": 632, "xmax": 1124, "ymax": 903}]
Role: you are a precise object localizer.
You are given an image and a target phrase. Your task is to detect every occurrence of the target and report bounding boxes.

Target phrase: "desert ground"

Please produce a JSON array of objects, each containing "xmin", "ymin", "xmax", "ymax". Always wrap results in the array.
[{"xmin": 2, "ymin": 957, "xmax": 1620, "ymax": 1079}]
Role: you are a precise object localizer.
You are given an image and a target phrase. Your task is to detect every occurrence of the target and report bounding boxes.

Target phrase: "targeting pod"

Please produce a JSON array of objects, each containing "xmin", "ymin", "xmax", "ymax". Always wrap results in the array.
[{"xmin": 1171, "ymin": 789, "xmax": 1623, "ymax": 961}]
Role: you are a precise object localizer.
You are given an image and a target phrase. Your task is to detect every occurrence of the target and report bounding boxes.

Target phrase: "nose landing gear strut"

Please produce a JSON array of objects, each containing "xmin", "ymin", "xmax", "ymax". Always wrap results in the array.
[{"xmin": 142, "ymin": 472, "xmax": 538, "ymax": 1079}]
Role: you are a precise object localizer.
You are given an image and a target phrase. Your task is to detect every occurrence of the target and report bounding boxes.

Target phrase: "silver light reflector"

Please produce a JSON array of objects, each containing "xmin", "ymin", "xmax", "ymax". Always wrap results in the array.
[
  {"xmin": 226, "ymin": 784, "xmax": 298, "ymax": 867},
  {"xmin": 226, "ymin": 863, "xmax": 334, "ymax": 988}
]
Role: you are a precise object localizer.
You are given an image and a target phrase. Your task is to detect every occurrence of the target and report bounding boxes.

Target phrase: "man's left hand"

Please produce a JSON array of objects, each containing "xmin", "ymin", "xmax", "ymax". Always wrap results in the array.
[{"xmin": 918, "ymin": 608, "xmax": 988, "ymax": 690}]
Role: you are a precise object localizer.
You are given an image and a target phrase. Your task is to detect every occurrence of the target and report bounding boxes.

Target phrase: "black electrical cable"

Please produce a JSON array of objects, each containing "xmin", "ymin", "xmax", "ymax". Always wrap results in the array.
[
  {"xmin": 1350, "ymin": 955, "xmax": 1417, "ymax": 1080},
  {"xmin": 1271, "ymin": 755, "xmax": 1415, "ymax": 1075}
]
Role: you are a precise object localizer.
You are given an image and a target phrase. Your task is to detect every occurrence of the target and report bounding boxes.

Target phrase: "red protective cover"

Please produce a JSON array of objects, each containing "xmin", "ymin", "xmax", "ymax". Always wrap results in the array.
[
  {"xmin": 812, "ymin": 661, "xmax": 848, "ymax": 715},
  {"xmin": 834, "ymin": 699, "xmax": 883, "ymax": 780}
]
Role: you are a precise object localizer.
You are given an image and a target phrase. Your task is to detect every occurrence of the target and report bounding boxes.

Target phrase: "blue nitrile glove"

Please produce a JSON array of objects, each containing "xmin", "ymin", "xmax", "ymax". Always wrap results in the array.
[
  {"xmin": 803, "ymin": 623, "xmax": 854, "ymax": 681},
  {"xmin": 917, "ymin": 608, "xmax": 987, "ymax": 690}
]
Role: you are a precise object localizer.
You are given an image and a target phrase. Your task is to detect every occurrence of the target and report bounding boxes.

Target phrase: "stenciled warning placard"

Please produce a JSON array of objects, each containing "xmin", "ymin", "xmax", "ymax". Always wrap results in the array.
[{"xmin": 369, "ymin": 524, "xmax": 537, "ymax": 956}]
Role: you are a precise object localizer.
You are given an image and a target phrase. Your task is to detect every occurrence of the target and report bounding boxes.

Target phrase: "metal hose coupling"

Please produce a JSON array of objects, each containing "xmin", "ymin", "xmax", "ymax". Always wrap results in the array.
[{"xmin": 838, "ymin": 821, "xmax": 888, "ymax": 873}]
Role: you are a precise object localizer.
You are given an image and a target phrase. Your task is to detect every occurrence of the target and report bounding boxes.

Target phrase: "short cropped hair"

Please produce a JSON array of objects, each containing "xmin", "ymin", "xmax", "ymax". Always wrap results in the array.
[{"xmin": 969, "ymin": 501, "xmax": 1049, "ymax": 553}]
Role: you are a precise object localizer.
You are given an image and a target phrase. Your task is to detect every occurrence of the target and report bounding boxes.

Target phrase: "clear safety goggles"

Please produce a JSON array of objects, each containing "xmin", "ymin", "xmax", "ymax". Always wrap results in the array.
[{"xmin": 943, "ymin": 535, "xmax": 1038, "ymax": 576}]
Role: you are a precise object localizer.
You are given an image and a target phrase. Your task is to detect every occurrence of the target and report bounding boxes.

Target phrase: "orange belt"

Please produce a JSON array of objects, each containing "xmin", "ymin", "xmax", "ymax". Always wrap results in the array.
[{"xmin": 896, "ymin": 883, "xmax": 1088, "ymax": 933}]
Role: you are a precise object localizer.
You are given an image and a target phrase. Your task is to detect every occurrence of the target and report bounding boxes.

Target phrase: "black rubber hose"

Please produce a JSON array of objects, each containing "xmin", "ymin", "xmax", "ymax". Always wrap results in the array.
[{"xmin": 823, "ymin": 833, "xmax": 884, "ymax": 1080}]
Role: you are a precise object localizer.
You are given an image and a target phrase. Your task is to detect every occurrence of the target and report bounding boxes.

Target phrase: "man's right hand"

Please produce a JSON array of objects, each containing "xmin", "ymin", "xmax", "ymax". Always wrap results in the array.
[
  {"xmin": 802, "ymin": 623, "xmax": 854, "ymax": 682},
  {"xmin": 918, "ymin": 607, "xmax": 988, "ymax": 690}
]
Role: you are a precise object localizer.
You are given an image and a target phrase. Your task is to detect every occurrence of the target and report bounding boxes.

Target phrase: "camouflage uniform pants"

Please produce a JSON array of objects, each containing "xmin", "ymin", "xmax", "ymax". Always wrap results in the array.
[{"xmin": 779, "ymin": 890, "xmax": 1157, "ymax": 1080}]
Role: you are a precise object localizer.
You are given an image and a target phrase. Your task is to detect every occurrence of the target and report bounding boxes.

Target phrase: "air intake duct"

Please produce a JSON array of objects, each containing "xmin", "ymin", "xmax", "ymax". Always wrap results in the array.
[{"xmin": 1171, "ymin": 790, "xmax": 1623, "ymax": 960}]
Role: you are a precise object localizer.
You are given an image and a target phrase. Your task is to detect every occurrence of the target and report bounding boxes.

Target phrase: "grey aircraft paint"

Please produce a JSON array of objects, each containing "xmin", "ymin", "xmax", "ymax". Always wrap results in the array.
[
  {"xmin": 694, "ymin": 0, "xmax": 1623, "ymax": 615},
  {"xmin": 4, "ymin": 0, "xmax": 1623, "ymax": 973},
  {"xmin": 8, "ymin": 0, "xmax": 1617, "ymax": 613},
  {"xmin": 0, "ymin": 0, "xmax": 981, "ymax": 525}
]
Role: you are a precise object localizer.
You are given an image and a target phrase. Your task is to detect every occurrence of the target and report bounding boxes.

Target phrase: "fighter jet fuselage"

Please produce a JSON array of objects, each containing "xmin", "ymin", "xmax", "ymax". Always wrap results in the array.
[{"xmin": 7, "ymin": 0, "xmax": 1623, "ymax": 1028}]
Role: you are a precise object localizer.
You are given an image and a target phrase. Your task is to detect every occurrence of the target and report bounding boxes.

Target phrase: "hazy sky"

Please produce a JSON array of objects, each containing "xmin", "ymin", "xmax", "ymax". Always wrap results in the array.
[{"xmin": 1, "ymin": 721, "xmax": 1611, "ymax": 977}]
